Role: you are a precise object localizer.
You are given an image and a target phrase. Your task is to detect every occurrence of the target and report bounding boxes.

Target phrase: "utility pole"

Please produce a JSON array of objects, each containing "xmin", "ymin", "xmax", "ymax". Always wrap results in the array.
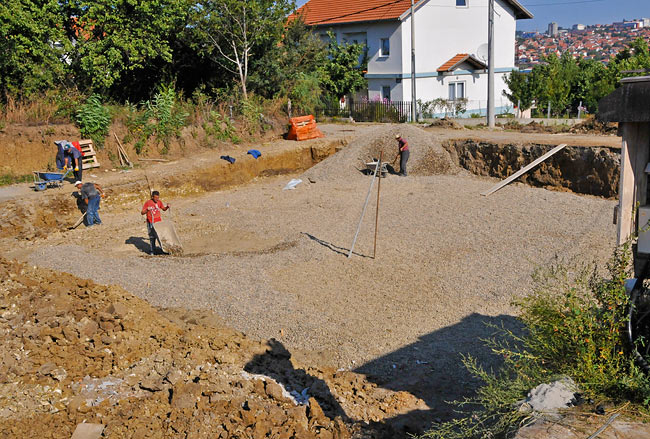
[
  {"xmin": 411, "ymin": 0, "xmax": 417, "ymax": 123},
  {"xmin": 487, "ymin": 0, "xmax": 495, "ymax": 128}
]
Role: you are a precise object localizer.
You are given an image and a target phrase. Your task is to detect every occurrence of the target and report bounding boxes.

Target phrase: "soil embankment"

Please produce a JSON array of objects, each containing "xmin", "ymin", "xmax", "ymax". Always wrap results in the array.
[{"xmin": 445, "ymin": 140, "xmax": 620, "ymax": 198}]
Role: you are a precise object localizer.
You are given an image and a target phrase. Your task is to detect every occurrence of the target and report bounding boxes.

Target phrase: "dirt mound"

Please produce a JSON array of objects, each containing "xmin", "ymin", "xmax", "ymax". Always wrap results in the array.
[
  {"xmin": 0, "ymin": 193, "xmax": 79, "ymax": 241},
  {"xmin": 428, "ymin": 118, "xmax": 463, "ymax": 130},
  {"xmin": 570, "ymin": 118, "xmax": 618, "ymax": 135},
  {"xmin": 302, "ymin": 125, "xmax": 456, "ymax": 181},
  {"xmin": 0, "ymin": 258, "xmax": 425, "ymax": 438}
]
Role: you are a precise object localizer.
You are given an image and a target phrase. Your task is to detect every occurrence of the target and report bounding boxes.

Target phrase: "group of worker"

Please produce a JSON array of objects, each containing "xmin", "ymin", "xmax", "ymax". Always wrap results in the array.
[
  {"xmin": 53, "ymin": 133, "xmax": 407, "ymax": 255},
  {"xmin": 55, "ymin": 139, "xmax": 170, "ymax": 255}
]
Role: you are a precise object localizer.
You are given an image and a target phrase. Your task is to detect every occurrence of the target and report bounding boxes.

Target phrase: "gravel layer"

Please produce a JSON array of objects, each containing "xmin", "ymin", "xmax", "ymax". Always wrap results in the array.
[{"xmin": 28, "ymin": 125, "xmax": 617, "ymax": 411}]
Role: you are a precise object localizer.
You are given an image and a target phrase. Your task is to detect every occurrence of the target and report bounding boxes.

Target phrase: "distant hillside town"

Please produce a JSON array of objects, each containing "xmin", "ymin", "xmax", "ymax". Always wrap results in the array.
[{"xmin": 517, "ymin": 18, "xmax": 650, "ymax": 68}]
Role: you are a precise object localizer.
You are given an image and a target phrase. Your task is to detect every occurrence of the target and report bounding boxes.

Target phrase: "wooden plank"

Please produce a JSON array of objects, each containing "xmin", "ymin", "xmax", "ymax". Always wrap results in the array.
[
  {"xmin": 113, "ymin": 133, "xmax": 132, "ymax": 167},
  {"xmin": 481, "ymin": 144, "xmax": 567, "ymax": 196}
]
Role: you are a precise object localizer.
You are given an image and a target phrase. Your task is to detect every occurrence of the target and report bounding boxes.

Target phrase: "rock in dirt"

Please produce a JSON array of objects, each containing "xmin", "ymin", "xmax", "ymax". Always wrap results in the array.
[
  {"xmin": 0, "ymin": 258, "xmax": 426, "ymax": 438},
  {"xmin": 70, "ymin": 423, "xmax": 104, "ymax": 439},
  {"xmin": 519, "ymin": 377, "xmax": 577, "ymax": 413}
]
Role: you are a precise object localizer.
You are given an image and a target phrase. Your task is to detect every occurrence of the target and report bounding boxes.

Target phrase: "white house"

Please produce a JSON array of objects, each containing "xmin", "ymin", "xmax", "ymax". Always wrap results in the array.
[{"xmin": 294, "ymin": 0, "xmax": 533, "ymax": 117}]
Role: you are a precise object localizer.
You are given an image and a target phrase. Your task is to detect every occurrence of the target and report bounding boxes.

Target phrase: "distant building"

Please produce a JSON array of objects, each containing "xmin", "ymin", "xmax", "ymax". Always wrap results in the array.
[
  {"xmin": 547, "ymin": 22, "xmax": 559, "ymax": 36},
  {"xmin": 573, "ymin": 24, "xmax": 585, "ymax": 31},
  {"xmin": 293, "ymin": 0, "xmax": 533, "ymax": 116},
  {"xmin": 644, "ymin": 18, "xmax": 650, "ymax": 27}
]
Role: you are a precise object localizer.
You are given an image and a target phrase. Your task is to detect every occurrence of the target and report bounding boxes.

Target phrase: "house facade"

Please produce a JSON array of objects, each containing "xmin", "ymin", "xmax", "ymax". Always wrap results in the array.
[{"xmin": 294, "ymin": 0, "xmax": 533, "ymax": 117}]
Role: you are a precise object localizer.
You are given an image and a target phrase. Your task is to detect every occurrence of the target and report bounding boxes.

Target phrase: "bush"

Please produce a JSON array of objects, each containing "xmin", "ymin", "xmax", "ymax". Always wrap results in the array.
[
  {"xmin": 76, "ymin": 95, "xmax": 111, "ymax": 148},
  {"xmin": 126, "ymin": 86, "xmax": 188, "ymax": 154},
  {"xmin": 421, "ymin": 245, "xmax": 650, "ymax": 439}
]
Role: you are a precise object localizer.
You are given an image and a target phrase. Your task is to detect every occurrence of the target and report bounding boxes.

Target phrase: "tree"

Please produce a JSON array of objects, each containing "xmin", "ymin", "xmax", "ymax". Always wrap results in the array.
[
  {"xmin": 249, "ymin": 16, "xmax": 327, "ymax": 102},
  {"xmin": 321, "ymin": 32, "xmax": 366, "ymax": 100},
  {"xmin": 62, "ymin": 0, "xmax": 190, "ymax": 97},
  {"xmin": 503, "ymin": 70, "xmax": 535, "ymax": 111},
  {"xmin": 0, "ymin": 0, "xmax": 72, "ymax": 99},
  {"xmin": 190, "ymin": 0, "xmax": 294, "ymax": 100}
]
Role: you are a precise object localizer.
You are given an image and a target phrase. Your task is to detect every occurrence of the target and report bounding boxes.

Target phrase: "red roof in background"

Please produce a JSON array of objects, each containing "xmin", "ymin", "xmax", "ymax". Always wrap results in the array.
[
  {"xmin": 292, "ymin": 0, "xmax": 419, "ymax": 26},
  {"xmin": 437, "ymin": 53, "xmax": 487, "ymax": 72},
  {"xmin": 292, "ymin": 0, "xmax": 532, "ymax": 27}
]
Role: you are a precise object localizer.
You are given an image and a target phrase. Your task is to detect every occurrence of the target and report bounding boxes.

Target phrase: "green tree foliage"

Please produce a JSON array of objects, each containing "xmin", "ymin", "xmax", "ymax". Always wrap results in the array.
[
  {"xmin": 0, "ymin": 0, "xmax": 72, "ymax": 99},
  {"xmin": 63, "ymin": 0, "xmax": 190, "ymax": 95},
  {"xmin": 505, "ymin": 38, "xmax": 650, "ymax": 116},
  {"xmin": 189, "ymin": 0, "xmax": 295, "ymax": 99},
  {"xmin": 76, "ymin": 94, "xmax": 111, "ymax": 148},
  {"xmin": 249, "ymin": 17, "xmax": 327, "ymax": 103},
  {"xmin": 322, "ymin": 32, "xmax": 367, "ymax": 100}
]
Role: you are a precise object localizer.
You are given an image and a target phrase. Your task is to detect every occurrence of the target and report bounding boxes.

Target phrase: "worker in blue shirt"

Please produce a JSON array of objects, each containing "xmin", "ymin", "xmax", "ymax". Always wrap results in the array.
[{"xmin": 63, "ymin": 143, "xmax": 83, "ymax": 182}]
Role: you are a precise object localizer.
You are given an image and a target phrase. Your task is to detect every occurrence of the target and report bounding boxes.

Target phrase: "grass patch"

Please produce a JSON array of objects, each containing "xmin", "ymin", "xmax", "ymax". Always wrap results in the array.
[
  {"xmin": 421, "ymin": 244, "xmax": 650, "ymax": 439},
  {"xmin": 0, "ymin": 173, "xmax": 32, "ymax": 186}
]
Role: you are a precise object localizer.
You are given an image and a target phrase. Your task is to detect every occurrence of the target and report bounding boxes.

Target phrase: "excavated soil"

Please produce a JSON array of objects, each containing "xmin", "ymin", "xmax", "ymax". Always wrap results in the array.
[
  {"xmin": 0, "ymin": 258, "xmax": 426, "ymax": 438},
  {"xmin": 445, "ymin": 140, "xmax": 620, "ymax": 198}
]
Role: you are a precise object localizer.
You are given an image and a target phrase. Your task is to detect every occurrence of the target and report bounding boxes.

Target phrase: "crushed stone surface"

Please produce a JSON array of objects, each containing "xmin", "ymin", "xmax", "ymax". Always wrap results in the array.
[
  {"xmin": 25, "ymin": 124, "xmax": 618, "ymax": 420},
  {"xmin": 2, "ymin": 123, "xmax": 620, "ymax": 431}
]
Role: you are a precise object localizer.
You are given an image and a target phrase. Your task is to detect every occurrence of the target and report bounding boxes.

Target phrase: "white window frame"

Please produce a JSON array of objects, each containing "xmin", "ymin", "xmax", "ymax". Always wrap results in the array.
[
  {"xmin": 379, "ymin": 38, "xmax": 390, "ymax": 57},
  {"xmin": 449, "ymin": 81, "xmax": 466, "ymax": 101},
  {"xmin": 456, "ymin": 0, "xmax": 468, "ymax": 8}
]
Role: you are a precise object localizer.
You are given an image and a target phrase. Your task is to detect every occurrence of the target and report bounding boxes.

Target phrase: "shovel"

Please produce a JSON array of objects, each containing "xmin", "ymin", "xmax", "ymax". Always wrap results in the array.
[{"xmin": 69, "ymin": 212, "xmax": 87, "ymax": 230}]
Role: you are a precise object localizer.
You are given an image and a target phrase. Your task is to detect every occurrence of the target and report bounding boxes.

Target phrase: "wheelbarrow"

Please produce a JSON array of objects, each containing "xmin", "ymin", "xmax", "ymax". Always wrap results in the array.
[
  {"xmin": 33, "ymin": 169, "xmax": 72, "ymax": 191},
  {"xmin": 365, "ymin": 159, "xmax": 388, "ymax": 178}
]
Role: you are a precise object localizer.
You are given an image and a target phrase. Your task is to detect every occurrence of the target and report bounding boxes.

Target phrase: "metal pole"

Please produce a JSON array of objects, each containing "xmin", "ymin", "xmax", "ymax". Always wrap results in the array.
[
  {"xmin": 373, "ymin": 151, "xmax": 383, "ymax": 259},
  {"xmin": 578, "ymin": 100, "xmax": 583, "ymax": 119},
  {"xmin": 411, "ymin": 0, "xmax": 417, "ymax": 123},
  {"xmin": 487, "ymin": 0, "xmax": 495, "ymax": 128},
  {"xmin": 348, "ymin": 159, "xmax": 381, "ymax": 259}
]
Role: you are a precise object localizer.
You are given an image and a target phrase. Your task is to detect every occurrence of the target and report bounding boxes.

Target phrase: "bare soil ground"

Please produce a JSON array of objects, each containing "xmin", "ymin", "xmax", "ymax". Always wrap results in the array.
[{"xmin": 0, "ymin": 123, "xmax": 623, "ymax": 437}]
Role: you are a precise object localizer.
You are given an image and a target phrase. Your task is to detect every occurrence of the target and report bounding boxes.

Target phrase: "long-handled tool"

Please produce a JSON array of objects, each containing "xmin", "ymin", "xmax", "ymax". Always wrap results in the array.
[{"xmin": 69, "ymin": 212, "xmax": 87, "ymax": 230}]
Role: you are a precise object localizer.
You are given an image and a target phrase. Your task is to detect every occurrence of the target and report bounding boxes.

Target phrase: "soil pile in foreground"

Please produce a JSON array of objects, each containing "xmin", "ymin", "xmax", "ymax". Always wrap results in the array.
[
  {"xmin": 0, "ymin": 258, "xmax": 426, "ymax": 438},
  {"xmin": 302, "ymin": 124, "xmax": 456, "ymax": 181}
]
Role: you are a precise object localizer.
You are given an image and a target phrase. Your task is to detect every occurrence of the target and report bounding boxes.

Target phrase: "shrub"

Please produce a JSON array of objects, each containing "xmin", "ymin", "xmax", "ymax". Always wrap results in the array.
[
  {"xmin": 203, "ymin": 111, "xmax": 240, "ymax": 145},
  {"xmin": 76, "ymin": 95, "xmax": 111, "ymax": 148},
  {"xmin": 421, "ymin": 244, "xmax": 650, "ymax": 439},
  {"xmin": 126, "ymin": 86, "xmax": 188, "ymax": 154}
]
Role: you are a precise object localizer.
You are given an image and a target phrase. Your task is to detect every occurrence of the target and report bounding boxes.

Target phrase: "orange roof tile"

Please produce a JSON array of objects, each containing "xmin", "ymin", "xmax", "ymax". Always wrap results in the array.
[
  {"xmin": 437, "ymin": 53, "xmax": 487, "ymax": 72},
  {"xmin": 292, "ymin": 0, "xmax": 532, "ymax": 27}
]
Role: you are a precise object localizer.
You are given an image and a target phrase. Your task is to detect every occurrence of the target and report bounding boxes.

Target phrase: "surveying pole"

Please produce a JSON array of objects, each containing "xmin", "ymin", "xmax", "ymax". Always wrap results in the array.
[
  {"xmin": 487, "ymin": 0, "xmax": 495, "ymax": 127},
  {"xmin": 410, "ymin": 0, "xmax": 417, "ymax": 122}
]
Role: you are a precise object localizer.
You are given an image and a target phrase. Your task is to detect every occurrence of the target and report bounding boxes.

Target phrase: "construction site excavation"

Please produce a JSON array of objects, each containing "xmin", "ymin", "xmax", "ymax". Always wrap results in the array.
[{"xmin": 0, "ymin": 123, "xmax": 623, "ymax": 438}]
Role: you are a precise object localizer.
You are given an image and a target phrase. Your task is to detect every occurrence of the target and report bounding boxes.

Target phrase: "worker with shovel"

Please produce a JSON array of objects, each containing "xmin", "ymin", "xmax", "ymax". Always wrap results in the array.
[
  {"xmin": 393, "ymin": 134, "xmax": 409, "ymax": 177},
  {"xmin": 141, "ymin": 191, "xmax": 170, "ymax": 255},
  {"xmin": 75, "ymin": 181, "xmax": 104, "ymax": 226}
]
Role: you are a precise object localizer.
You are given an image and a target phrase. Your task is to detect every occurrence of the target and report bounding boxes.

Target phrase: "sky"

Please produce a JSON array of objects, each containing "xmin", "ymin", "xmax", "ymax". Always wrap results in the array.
[{"xmin": 294, "ymin": 0, "xmax": 650, "ymax": 32}]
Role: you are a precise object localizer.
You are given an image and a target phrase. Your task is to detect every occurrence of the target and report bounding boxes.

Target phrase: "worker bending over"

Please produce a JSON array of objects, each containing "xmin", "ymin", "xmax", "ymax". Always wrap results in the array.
[
  {"xmin": 141, "ymin": 191, "xmax": 170, "ymax": 255},
  {"xmin": 75, "ymin": 181, "xmax": 104, "ymax": 226}
]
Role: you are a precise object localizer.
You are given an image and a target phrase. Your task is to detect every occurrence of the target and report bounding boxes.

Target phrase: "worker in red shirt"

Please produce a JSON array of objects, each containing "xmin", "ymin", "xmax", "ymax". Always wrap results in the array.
[
  {"xmin": 393, "ymin": 134, "xmax": 409, "ymax": 176},
  {"xmin": 141, "ymin": 190, "xmax": 170, "ymax": 255}
]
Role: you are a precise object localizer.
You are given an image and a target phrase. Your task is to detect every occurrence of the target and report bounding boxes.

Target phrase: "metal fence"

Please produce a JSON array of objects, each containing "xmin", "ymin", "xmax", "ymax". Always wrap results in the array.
[{"xmin": 319, "ymin": 100, "xmax": 412, "ymax": 123}]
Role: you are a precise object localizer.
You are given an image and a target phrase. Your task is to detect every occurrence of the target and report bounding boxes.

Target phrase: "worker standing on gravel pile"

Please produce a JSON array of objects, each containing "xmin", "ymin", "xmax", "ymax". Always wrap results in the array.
[
  {"xmin": 141, "ymin": 191, "xmax": 170, "ymax": 255},
  {"xmin": 393, "ymin": 134, "xmax": 410, "ymax": 176},
  {"xmin": 75, "ymin": 181, "xmax": 104, "ymax": 226}
]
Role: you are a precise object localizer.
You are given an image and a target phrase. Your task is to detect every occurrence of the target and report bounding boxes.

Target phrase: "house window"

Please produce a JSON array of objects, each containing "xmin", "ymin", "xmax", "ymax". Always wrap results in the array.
[
  {"xmin": 456, "ymin": 0, "xmax": 468, "ymax": 6},
  {"xmin": 380, "ymin": 38, "xmax": 390, "ymax": 57},
  {"xmin": 382, "ymin": 86, "xmax": 391, "ymax": 101},
  {"xmin": 449, "ymin": 82, "xmax": 465, "ymax": 100}
]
